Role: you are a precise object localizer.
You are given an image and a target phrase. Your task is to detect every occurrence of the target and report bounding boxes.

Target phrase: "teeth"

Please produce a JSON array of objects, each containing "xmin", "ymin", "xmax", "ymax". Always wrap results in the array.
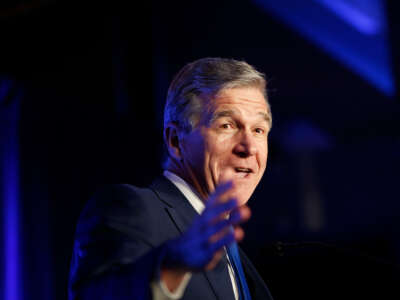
[{"xmin": 235, "ymin": 167, "xmax": 251, "ymax": 173}]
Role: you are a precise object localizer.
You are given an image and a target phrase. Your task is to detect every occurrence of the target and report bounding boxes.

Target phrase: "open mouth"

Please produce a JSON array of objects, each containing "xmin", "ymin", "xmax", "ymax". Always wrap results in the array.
[{"xmin": 234, "ymin": 167, "xmax": 253, "ymax": 178}]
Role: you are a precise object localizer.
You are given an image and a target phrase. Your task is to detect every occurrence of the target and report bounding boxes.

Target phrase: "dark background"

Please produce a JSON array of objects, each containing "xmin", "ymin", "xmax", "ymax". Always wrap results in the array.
[{"xmin": 0, "ymin": 1, "xmax": 399, "ymax": 299}]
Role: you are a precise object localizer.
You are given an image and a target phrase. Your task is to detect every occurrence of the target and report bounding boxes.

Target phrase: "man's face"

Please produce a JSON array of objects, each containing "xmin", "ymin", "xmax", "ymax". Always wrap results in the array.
[{"xmin": 179, "ymin": 87, "xmax": 271, "ymax": 205}]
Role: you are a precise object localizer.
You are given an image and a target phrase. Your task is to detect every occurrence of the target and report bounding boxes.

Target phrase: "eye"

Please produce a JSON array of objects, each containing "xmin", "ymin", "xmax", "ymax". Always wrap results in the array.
[
  {"xmin": 221, "ymin": 123, "xmax": 233, "ymax": 129},
  {"xmin": 254, "ymin": 127, "xmax": 265, "ymax": 134}
]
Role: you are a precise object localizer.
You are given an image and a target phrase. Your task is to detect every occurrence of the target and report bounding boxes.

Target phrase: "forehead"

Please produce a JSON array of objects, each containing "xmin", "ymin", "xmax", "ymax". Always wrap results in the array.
[{"xmin": 206, "ymin": 87, "xmax": 271, "ymax": 120}]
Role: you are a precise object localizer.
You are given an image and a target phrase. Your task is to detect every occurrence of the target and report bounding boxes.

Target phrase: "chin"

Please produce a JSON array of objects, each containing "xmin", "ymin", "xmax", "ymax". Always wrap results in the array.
[
  {"xmin": 234, "ymin": 188, "xmax": 253, "ymax": 206},
  {"xmin": 234, "ymin": 183, "xmax": 255, "ymax": 206},
  {"xmin": 237, "ymin": 198, "xmax": 250, "ymax": 206}
]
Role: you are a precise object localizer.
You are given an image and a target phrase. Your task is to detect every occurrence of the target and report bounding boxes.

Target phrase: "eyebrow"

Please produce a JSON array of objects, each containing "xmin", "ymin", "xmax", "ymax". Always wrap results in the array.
[{"xmin": 210, "ymin": 109, "xmax": 272, "ymax": 127}]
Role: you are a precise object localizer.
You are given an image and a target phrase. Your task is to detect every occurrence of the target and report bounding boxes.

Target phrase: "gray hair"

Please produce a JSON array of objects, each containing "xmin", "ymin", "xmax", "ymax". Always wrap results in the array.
[{"xmin": 163, "ymin": 57, "xmax": 269, "ymax": 133}]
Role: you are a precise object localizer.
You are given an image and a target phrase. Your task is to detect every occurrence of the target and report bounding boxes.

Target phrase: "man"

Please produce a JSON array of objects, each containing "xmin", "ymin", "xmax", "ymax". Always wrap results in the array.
[{"xmin": 69, "ymin": 57, "xmax": 273, "ymax": 300}]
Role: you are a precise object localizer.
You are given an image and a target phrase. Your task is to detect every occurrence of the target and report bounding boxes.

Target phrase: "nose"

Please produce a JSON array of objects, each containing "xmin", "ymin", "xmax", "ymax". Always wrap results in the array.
[{"xmin": 233, "ymin": 130, "xmax": 257, "ymax": 158}]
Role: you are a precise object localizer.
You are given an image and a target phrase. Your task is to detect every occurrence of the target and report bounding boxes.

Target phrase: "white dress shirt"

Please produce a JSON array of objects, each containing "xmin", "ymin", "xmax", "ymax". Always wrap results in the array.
[{"xmin": 150, "ymin": 170, "xmax": 239, "ymax": 300}]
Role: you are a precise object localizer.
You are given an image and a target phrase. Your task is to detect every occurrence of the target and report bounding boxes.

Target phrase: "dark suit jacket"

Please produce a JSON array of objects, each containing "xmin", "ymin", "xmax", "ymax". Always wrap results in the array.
[{"xmin": 69, "ymin": 176, "xmax": 273, "ymax": 300}]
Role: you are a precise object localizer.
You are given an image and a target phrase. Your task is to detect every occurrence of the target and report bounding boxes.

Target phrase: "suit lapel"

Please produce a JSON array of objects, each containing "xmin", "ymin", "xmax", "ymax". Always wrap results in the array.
[
  {"xmin": 204, "ymin": 254, "xmax": 237, "ymax": 300},
  {"xmin": 150, "ymin": 176, "xmax": 236, "ymax": 300},
  {"xmin": 150, "ymin": 176, "xmax": 198, "ymax": 234}
]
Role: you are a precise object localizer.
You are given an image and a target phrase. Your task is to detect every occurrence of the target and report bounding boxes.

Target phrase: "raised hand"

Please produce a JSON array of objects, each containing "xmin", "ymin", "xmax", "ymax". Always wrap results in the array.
[{"xmin": 161, "ymin": 181, "xmax": 251, "ymax": 291}]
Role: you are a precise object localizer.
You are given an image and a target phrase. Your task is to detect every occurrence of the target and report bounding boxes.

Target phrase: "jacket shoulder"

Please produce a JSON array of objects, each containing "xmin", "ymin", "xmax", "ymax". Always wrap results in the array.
[{"xmin": 76, "ymin": 183, "xmax": 169, "ymax": 241}]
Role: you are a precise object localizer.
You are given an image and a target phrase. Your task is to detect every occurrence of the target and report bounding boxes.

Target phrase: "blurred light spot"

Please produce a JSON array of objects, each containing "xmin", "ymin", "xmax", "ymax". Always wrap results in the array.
[{"xmin": 253, "ymin": 0, "xmax": 394, "ymax": 96}]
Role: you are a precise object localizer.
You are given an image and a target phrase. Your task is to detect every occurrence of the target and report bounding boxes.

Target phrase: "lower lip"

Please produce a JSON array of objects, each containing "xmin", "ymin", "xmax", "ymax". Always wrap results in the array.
[{"xmin": 235, "ymin": 172, "xmax": 251, "ymax": 179}]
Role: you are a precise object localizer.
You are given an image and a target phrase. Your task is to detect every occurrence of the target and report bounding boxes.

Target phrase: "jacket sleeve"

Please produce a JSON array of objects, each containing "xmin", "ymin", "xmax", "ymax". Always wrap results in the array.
[{"xmin": 68, "ymin": 184, "xmax": 171, "ymax": 300}]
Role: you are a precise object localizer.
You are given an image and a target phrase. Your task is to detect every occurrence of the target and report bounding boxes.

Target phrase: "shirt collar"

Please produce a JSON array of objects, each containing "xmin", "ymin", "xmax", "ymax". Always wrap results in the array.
[{"xmin": 163, "ymin": 170, "xmax": 205, "ymax": 215}]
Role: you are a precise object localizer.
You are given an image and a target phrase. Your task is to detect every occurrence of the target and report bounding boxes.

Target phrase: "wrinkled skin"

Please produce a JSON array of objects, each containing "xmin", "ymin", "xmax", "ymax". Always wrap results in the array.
[{"xmin": 162, "ymin": 87, "xmax": 271, "ymax": 290}]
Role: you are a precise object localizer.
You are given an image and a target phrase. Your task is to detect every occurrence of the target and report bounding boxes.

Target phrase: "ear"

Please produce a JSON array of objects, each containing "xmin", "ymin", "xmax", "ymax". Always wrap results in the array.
[{"xmin": 164, "ymin": 122, "xmax": 183, "ymax": 161}]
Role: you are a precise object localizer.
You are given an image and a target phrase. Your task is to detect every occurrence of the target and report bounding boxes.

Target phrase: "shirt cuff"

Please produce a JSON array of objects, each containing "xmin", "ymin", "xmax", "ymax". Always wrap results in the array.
[{"xmin": 151, "ymin": 272, "xmax": 192, "ymax": 300}]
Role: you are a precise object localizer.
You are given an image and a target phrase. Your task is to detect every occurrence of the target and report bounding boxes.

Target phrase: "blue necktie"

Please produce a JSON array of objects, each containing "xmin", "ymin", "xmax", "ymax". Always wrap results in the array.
[{"xmin": 227, "ymin": 242, "xmax": 252, "ymax": 300}]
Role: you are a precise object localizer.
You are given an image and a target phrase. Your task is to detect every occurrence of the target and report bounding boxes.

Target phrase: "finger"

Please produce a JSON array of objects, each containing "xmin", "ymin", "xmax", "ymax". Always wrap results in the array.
[
  {"xmin": 202, "ymin": 218, "xmax": 230, "ymax": 241},
  {"xmin": 208, "ymin": 229, "xmax": 235, "ymax": 254},
  {"xmin": 208, "ymin": 181, "xmax": 234, "ymax": 206},
  {"xmin": 229, "ymin": 205, "xmax": 251, "ymax": 225},
  {"xmin": 186, "ymin": 199, "xmax": 237, "ymax": 242},
  {"xmin": 205, "ymin": 249, "xmax": 225, "ymax": 271},
  {"xmin": 202, "ymin": 198, "xmax": 238, "ymax": 223},
  {"xmin": 208, "ymin": 212, "xmax": 248, "ymax": 245},
  {"xmin": 233, "ymin": 226, "xmax": 245, "ymax": 243},
  {"xmin": 208, "ymin": 224, "xmax": 231, "ymax": 244},
  {"xmin": 205, "ymin": 205, "xmax": 249, "ymax": 242}
]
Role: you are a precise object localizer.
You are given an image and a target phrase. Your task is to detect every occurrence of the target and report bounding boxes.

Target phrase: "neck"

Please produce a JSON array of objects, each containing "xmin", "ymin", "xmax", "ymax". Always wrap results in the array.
[{"xmin": 165, "ymin": 159, "xmax": 208, "ymax": 202}]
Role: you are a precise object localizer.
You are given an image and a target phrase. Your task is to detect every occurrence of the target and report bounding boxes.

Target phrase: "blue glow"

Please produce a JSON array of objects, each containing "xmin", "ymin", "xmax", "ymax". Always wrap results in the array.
[
  {"xmin": 253, "ymin": 0, "xmax": 395, "ymax": 96},
  {"xmin": 4, "ymin": 147, "xmax": 19, "ymax": 300},
  {"xmin": 281, "ymin": 120, "xmax": 333, "ymax": 153},
  {"xmin": 315, "ymin": 0, "xmax": 385, "ymax": 35},
  {"xmin": 1, "ymin": 83, "xmax": 21, "ymax": 300}
]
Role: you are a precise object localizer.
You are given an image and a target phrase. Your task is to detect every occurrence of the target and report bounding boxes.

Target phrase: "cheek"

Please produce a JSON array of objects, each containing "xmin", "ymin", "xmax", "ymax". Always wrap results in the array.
[
  {"xmin": 260, "ymin": 151, "xmax": 268, "ymax": 169},
  {"xmin": 259, "ymin": 142, "xmax": 269, "ymax": 166},
  {"xmin": 206, "ymin": 138, "xmax": 233, "ymax": 176},
  {"xmin": 183, "ymin": 133, "xmax": 206, "ymax": 165}
]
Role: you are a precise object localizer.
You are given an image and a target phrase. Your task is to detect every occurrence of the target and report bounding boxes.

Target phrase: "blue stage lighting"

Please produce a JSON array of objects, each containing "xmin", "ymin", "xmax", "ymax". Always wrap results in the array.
[
  {"xmin": 253, "ymin": 0, "xmax": 394, "ymax": 96},
  {"xmin": 1, "ymin": 80, "xmax": 21, "ymax": 300}
]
